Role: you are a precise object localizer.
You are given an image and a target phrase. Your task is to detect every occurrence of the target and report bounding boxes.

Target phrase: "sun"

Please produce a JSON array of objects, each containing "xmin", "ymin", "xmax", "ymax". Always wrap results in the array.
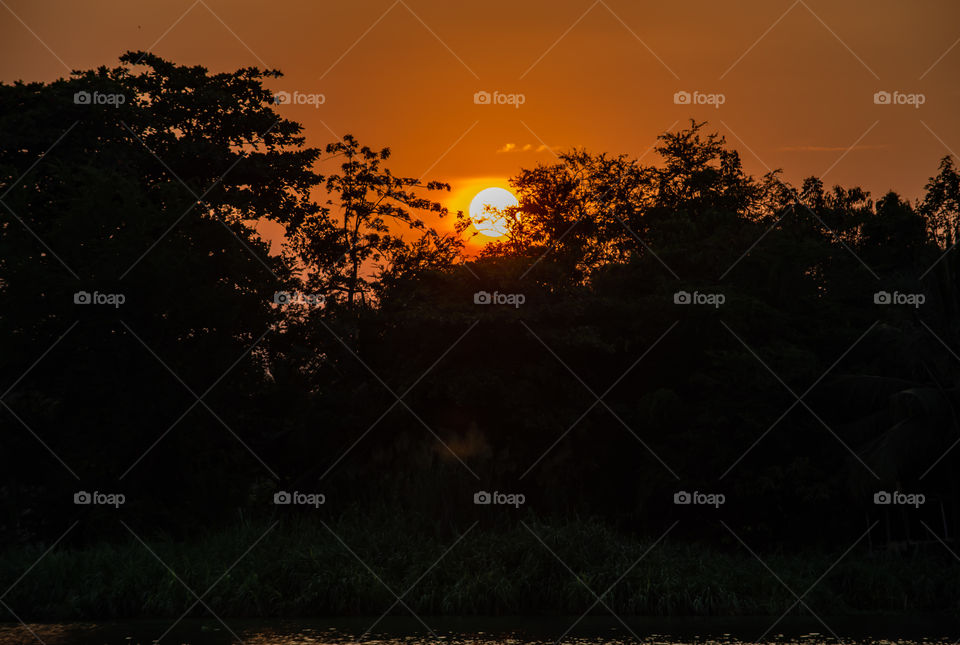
[{"xmin": 469, "ymin": 187, "xmax": 517, "ymax": 237}]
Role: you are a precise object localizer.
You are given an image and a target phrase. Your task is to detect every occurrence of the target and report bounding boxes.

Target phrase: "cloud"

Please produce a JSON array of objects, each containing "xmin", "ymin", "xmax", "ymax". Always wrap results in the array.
[
  {"xmin": 497, "ymin": 142, "xmax": 557, "ymax": 154},
  {"xmin": 779, "ymin": 144, "xmax": 888, "ymax": 152}
]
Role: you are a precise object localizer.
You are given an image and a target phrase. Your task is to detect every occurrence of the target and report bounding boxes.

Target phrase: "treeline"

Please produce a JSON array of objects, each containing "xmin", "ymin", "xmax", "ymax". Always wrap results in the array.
[{"xmin": 2, "ymin": 53, "xmax": 960, "ymax": 552}]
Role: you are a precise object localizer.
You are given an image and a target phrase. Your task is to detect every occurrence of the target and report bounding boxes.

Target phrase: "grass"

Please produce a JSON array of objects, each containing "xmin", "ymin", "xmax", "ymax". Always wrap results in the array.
[{"xmin": 1, "ymin": 512, "xmax": 956, "ymax": 620}]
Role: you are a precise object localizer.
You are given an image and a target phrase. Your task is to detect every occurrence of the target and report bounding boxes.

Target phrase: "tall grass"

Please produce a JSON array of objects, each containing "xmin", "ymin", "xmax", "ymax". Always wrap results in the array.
[{"xmin": 1, "ymin": 512, "xmax": 955, "ymax": 620}]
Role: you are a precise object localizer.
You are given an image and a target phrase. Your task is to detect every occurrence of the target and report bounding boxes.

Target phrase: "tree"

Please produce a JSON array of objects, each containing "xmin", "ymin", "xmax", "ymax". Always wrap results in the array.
[
  {"xmin": 0, "ymin": 52, "xmax": 324, "ymax": 539},
  {"xmin": 294, "ymin": 134, "xmax": 457, "ymax": 309},
  {"xmin": 920, "ymin": 156, "xmax": 960, "ymax": 248}
]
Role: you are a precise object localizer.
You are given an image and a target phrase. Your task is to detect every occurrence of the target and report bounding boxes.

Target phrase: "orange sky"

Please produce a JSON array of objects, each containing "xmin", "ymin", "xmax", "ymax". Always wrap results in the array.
[{"xmin": 2, "ymin": 0, "xmax": 958, "ymax": 247}]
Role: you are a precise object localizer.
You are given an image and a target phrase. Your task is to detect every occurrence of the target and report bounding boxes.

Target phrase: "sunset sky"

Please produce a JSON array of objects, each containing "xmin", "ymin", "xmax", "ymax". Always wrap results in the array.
[{"xmin": 2, "ymin": 0, "xmax": 958, "ymax": 243}]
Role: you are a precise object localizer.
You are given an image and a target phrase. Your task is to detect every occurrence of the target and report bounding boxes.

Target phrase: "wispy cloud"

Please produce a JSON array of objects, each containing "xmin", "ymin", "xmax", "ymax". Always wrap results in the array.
[
  {"xmin": 779, "ymin": 144, "xmax": 888, "ymax": 152},
  {"xmin": 497, "ymin": 142, "xmax": 556, "ymax": 154}
]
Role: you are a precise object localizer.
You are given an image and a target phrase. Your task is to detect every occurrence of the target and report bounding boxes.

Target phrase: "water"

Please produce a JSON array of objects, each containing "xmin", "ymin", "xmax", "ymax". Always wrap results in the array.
[{"xmin": 0, "ymin": 616, "xmax": 955, "ymax": 645}]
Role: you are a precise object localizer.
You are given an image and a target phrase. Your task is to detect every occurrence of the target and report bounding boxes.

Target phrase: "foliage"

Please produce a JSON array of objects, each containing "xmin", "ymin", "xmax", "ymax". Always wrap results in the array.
[
  {"xmin": 0, "ymin": 515, "xmax": 956, "ymax": 620},
  {"xmin": 2, "ymin": 57, "xmax": 960, "ymax": 582}
]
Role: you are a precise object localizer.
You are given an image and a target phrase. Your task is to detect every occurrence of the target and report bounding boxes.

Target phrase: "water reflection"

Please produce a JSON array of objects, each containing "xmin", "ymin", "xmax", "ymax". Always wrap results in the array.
[{"xmin": 0, "ymin": 618, "xmax": 956, "ymax": 645}]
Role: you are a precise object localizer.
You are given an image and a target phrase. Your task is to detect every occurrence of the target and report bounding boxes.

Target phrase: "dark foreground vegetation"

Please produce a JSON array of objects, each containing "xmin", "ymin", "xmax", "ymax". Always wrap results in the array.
[
  {"xmin": 2, "ymin": 54, "xmax": 960, "ymax": 618},
  {"xmin": 1, "ymin": 514, "xmax": 957, "ymax": 620}
]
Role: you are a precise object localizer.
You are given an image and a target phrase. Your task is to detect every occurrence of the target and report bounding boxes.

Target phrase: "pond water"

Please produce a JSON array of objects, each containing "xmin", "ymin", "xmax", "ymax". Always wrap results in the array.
[{"xmin": 0, "ymin": 616, "xmax": 955, "ymax": 645}]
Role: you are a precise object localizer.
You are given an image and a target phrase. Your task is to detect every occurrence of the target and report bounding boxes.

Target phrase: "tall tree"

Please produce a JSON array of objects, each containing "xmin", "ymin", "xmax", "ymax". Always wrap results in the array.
[
  {"xmin": 295, "ymin": 134, "xmax": 457, "ymax": 308},
  {"xmin": 0, "ymin": 52, "xmax": 324, "ymax": 538}
]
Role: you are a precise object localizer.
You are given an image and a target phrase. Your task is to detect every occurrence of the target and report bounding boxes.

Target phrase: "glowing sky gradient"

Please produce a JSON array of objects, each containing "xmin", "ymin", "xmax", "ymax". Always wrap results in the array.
[{"xmin": 3, "ymin": 0, "xmax": 958, "ymax": 241}]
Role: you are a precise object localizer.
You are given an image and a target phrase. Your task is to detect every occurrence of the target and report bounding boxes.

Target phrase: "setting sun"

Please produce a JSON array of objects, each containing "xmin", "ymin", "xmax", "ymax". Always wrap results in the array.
[
  {"xmin": 5, "ymin": 0, "xmax": 960, "ymax": 636},
  {"xmin": 469, "ymin": 187, "xmax": 518, "ymax": 238}
]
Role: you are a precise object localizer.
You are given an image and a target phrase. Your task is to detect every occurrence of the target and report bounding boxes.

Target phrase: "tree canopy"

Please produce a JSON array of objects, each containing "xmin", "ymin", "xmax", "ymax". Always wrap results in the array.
[{"xmin": 2, "ymin": 55, "xmax": 959, "ymax": 550}]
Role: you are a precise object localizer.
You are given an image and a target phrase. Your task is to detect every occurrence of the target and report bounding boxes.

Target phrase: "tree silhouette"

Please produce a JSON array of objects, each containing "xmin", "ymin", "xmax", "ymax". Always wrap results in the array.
[
  {"xmin": 921, "ymin": 156, "xmax": 960, "ymax": 248},
  {"xmin": 2, "ymin": 54, "xmax": 959, "ymax": 559},
  {"xmin": 296, "ymin": 134, "xmax": 456, "ymax": 309}
]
